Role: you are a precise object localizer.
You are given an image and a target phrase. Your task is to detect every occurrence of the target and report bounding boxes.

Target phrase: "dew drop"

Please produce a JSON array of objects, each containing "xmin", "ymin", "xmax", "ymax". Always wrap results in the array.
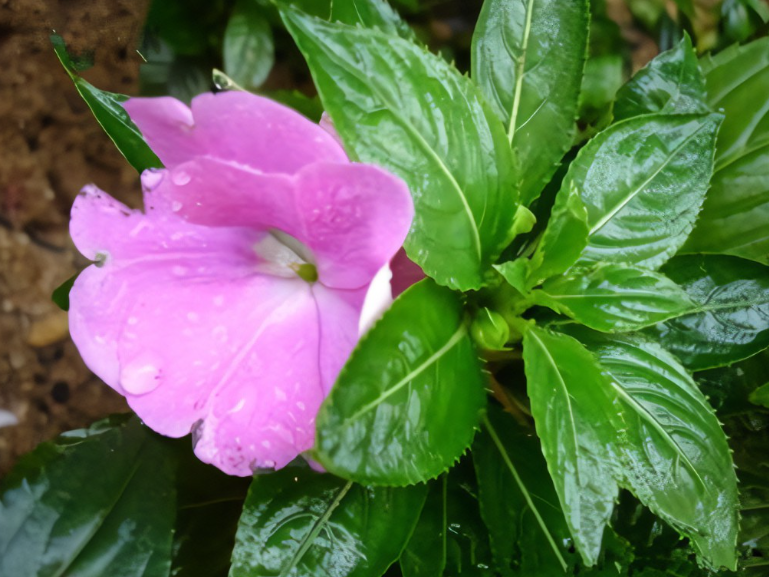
[
  {"xmin": 120, "ymin": 358, "xmax": 161, "ymax": 395},
  {"xmin": 186, "ymin": 311, "xmax": 199, "ymax": 322},
  {"xmin": 171, "ymin": 201, "xmax": 183, "ymax": 212},
  {"xmin": 172, "ymin": 170, "xmax": 191, "ymax": 186},
  {"xmin": 173, "ymin": 265, "xmax": 187, "ymax": 276},
  {"xmin": 142, "ymin": 169, "xmax": 164, "ymax": 191}
]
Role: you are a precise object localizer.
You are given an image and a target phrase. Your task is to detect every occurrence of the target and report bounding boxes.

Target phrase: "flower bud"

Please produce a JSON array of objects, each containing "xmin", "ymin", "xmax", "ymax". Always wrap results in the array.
[{"xmin": 470, "ymin": 308, "xmax": 510, "ymax": 351}]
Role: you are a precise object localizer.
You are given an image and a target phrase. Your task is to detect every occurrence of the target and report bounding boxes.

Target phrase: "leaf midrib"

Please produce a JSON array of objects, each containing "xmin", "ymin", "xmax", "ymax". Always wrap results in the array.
[
  {"xmin": 527, "ymin": 330, "xmax": 580, "ymax": 487},
  {"xmin": 588, "ymin": 119, "xmax": 712, "ymax": 236},
  {"xmin": 301, "ymin": 22, "xmax": 483, "ymax": 261},
  {"xmin": 345, "ymin": 324, "xmax": 467, "ymax": 423},
  {"xmin": 51, "ymin": 438, "xmax": 147, "ymax": 577},
  {"xmin": 507, "ymin": 0, "xmax": 536, "ymax": 144},
  {"xmin": 608, "ymin": 380, "xmax": 709, "ymax": 494},
  {"xmin": 279, "ymin": 480, "xmax": 353, "ymax": 577},
  {"xmin": 482, "ymin": 415, "xmax": 568, "ymax": 571}
]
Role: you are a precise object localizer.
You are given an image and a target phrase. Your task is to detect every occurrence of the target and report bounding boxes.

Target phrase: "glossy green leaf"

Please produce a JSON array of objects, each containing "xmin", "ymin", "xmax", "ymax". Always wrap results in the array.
[
  {"xmin": 695, "ymin": 349, "xmax": 769, "ymax": 417},
  {"xmin": 314, "ymin": 279, "xmax": 486, "ymax": 486},
  {"xmin": 564, "ymin": 113, "xmax": 722, "ymax": 269},
  {"xmin": 527, "ymin": 183, "xmax": 590, "ymax": 287},
  {"xmin": 400, "ymin": 478, "xmax": 446, "ymax": 577},
  {"xmin": 532, "ymin": 263, "xmax": 693, "ymax": 332},
  {"xmin": 725, "ymin": 417, "xmax": 769, "ymax": 574},
  {"xmin": 329, "ymin": 0, "xmax": 415, "ymax": 39},
  {"xmin": 614, "ymin": 33, "xmax": 708, "ymax": 121},
  {"xmin": 0, "ymin": 415, "xmax": 175, "ymax": 577},
  {"xmin": 230, "ymin": 465, "xmax": 426, "ymax": 577},
  {"xmin": 648, "ymin": 254, "xmax": 769, "ymax": 370},
  {"xmin": 522, "ymin": 326, "xmax": 619, "ymax": 566},
  {"xmin": 51, "ymin": 35, "xmax": 162, "ymax": 173},
  {"xmin": 496, "ymin": 182, "xmax": 590, "ymax": 294},
  {"xmin": 223, "ymin": 0, "xmax": 275, "ymax": 89},
  {"xmin": 170, "ymin": 449, "xmax": 250, "ymax": 577},
  {"xmin": 683, "ymin": 38, "xmax": 769, "ymax": 263},
  {"xmin": 403, "ymin": 464, "xmax": 495, "ymax": 577},
  {"xmin": 281, "ymin": 6, "xmax": 518, "ymax": 290},
  {"xmin": 442, "ymin": 464, "xmax": 495, "ymax": 576},
  {"xmin": 749, "ymin": 382, "xmax": 769, "ymax": 408},
  {"xmin": 51, "ymin": 274, "xmax": 77, "ymax": 312},
  {"xmin": 471, "ymin": 0, "xmax": 589, "ymax": 205},
  {"xmin": 474, "ymin": 406, "xmax": 574, "ymax": 576},
  {"xmin": 569, "ymin": 328, "xmax": 739, "ymax": 571}
]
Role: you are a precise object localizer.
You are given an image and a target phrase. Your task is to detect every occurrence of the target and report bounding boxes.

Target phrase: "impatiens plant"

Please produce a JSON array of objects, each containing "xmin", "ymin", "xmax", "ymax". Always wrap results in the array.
[{"xmin": 2, "ymin": 1, "xmax": 769, "ymax": 576}]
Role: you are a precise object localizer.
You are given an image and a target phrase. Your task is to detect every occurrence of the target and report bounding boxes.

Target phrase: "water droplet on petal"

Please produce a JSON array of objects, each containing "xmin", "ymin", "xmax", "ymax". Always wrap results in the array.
[
  {"xmin": 142, "ymin": 169, "xmax": 164, "ymax": 191},
  {"xmin": 172, "ymin": 170, "xmax": 191, "ymax": 186},
  {"xmin": 173, "ymin": 265, "xmax": 187, "ymax": 276},
  {"xmin": 171, "ymin": 201, "xmax": 183, "ymax": 212},
  {"xmin": 120, "ymin": 358, "xmax": 161, "ymax": 395}
]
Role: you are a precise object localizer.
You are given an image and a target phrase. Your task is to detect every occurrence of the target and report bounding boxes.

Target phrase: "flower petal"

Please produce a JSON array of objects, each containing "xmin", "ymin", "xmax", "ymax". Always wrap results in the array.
[
  {"xmin": 294, "ymin": 162, "xmax": 414, "ymax": 289},
  {"xmin": 153, "ymin": 158, "xmax": 413, "ymax": 291},
  {"xmin": 123, "ymin": 92, "xmax": 347, "ymax": 174},
  {"xmin": 121, "ymin": 276, "xmax": 321, "ymax": 476},
  {"xmin": 69, "ymin": 189, "xmax": 327, "ymax": 476},
  {"xmin": 311, "ymin": 284, "xmax": 368, "ymax": 395}
]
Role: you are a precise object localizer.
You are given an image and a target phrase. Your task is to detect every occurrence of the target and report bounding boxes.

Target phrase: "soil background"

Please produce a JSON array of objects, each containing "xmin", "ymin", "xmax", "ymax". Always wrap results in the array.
[{"xmin": 0, "ymin": 0, "xmax": 151, "ymax": 477}]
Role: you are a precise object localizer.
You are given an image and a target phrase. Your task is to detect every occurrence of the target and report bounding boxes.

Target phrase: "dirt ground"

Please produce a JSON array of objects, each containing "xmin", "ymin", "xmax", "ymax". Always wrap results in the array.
[{"xmin": 0, "ymin": 0, "xmax": 153, "ymax": 477}]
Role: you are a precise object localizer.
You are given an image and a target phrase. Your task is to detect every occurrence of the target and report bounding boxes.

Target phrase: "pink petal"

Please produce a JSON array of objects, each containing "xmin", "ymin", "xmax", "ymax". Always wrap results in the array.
[
  {"xmin": 160, "ymin": 159, "xmax": 413, "ymax": 290},
  {"xmin": 147, "ymin": 157, "xmax": 300, "ymax": 233},
  {"xmin": 294, "ymin": 162, "xmax": 414, "ymax": 289},
  {"xmin": 311, "ymin": 284, "xmax": 368, "ymax": 394},
  {"xmin": 69, "ymin": 188, "xmax": 329, "ymax": 475},
  {"xmin": 123, "ymin": 92, "xmax": 347, "ymax": 174},
  {"xmin": 121, "ymin": 276, "xmax": 321, "ymax": 476}
]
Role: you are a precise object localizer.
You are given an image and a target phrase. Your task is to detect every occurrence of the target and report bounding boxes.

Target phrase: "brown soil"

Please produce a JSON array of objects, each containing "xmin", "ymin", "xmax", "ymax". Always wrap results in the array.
[{"xmin": 0, "ymin": 0, "xmax": 152, "ymax": 477}]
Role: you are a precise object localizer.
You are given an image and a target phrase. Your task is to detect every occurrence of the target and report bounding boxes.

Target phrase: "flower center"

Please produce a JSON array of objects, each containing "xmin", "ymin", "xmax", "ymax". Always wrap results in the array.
[{"xmin": 252, "ymin": 230, "xmax": 318, "ymax": 283}]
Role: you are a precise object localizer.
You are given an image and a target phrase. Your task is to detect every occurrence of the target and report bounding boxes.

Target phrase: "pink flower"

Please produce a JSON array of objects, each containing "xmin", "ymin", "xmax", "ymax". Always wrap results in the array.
[{"xmin": 69, "ymin": 92, "xmax": 413, "ymax": 476}]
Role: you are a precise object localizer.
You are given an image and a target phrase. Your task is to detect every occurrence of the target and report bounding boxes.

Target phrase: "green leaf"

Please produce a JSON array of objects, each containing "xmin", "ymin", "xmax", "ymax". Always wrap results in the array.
[
  {"xmin": 314, "ymin": 279, "xmax": 486, "ymax": 486},
  {"xmin": 400, "ymin": 478, "xmax": 446, "ymax": 577},
  {"xmin": 230, "ymin": 465, "xmax": 426, "ymax": 577},
  {"xmin": 281, "ymin": 6, "xmax": 518, "ymax": 290},
  {"xmin": 683, "ymin": 38, "xmax": 769, "ymax": 263},
  {"xmin": 568, "ymin": 328, "xmax": 740, "ymax": 571},
  {"xmin": 527, "ymin": 182, "xmax": 590, "ymax": 287},
  {"xmin": 728, "ymin": 418, "xmax": 769, "ymax": 574},
  {"xmin": 403, "ymin": 464, "xmax": 495, "ymax": 577},
  {"xmin": 522, "ymin": 326, "xmax": 619, "ymax": 566},
  {"xmin": 51, "ymin": 34, "xmax": 162, "ymax": 173},
  {"xmin": 695, "ymin": 349, "xmax": 769, "ymax": 417},
  {"xmin": 51, "ymin": 274, "xmax": 78, "ymax": 312},
  {"xmin": 749, "ymin": 382, "xmax": 769, "ymax": 408},
  {"xmin": 0, "ymin": 415, "xmax": 175, "ymax": 577},
  {"xmin": 647, "ymin": 254, "xmax": 769, "ymax": 370},
  {"xmin": 471, "ymin": 0, "xmax": 589, "ymax": 205},
  {"xmin": 614, "ymin": 33, "xmax": 708, "ymax": 121},
  {"xmin": 579, "ymin": 54, "xmax": 624, "ymax": 129},
  {"xmin": 170, "ymin": 449, "xmax": 250, "ymax": 577},
  {"xmin": 474, "ymin": 406, "xmax": 574, "ymax": 576},
  {"xmin": 329, "ymin": 0, "xmax": 415, "ymax": 39},
  {"xmin": 223, "ymin": 0, "xmax": 275, "ymax": 89},
  {"xmin": 496, "ymin": 182, "xmax": 590, "ymax": 295},
  {"xmin": 564, "ymin": 113, "xmax": 722, "ymax": 269},
  {"xmin": 532, "ymin": 263, "xmax": 693, "ymax": 332}
]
